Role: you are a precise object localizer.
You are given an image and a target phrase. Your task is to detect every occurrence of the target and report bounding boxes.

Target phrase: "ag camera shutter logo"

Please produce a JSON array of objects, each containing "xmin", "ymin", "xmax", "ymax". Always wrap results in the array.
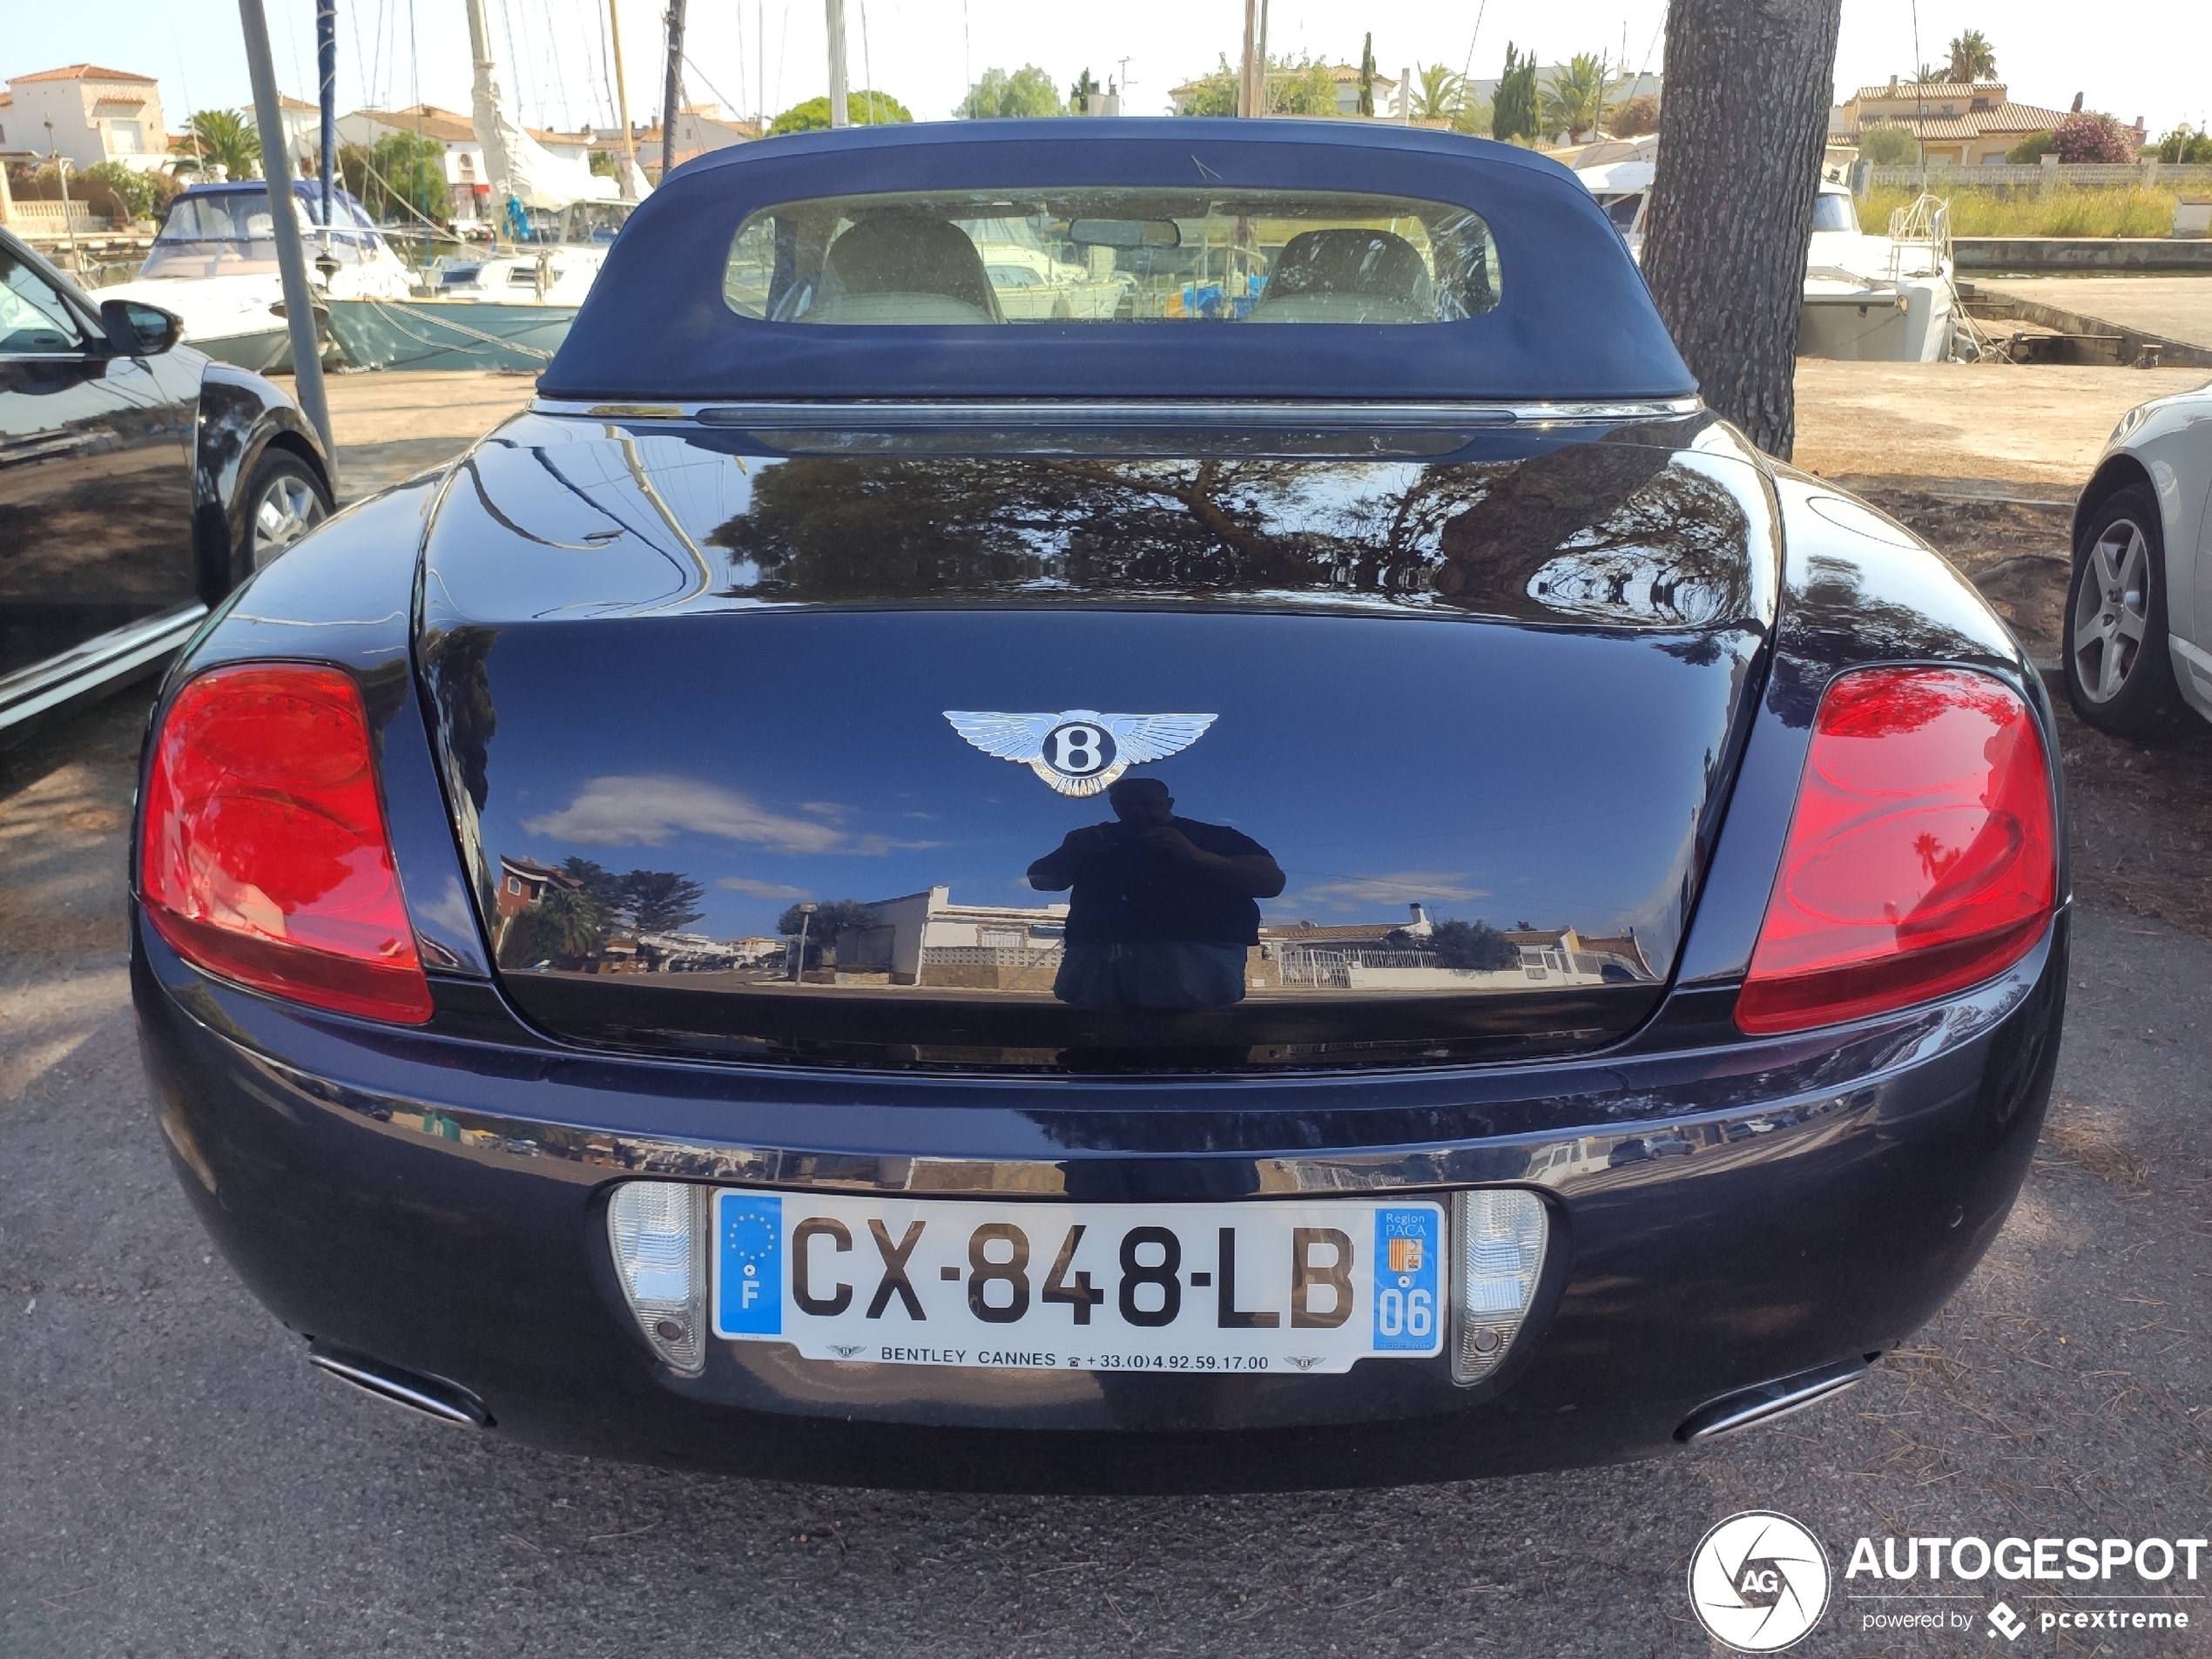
[{"xmin": 1688, "ymin": 1511, "xmax": 1832, "ymax": 1651}]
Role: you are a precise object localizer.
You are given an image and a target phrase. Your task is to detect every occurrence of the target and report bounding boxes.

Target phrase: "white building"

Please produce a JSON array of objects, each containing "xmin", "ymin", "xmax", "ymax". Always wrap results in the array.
[
  {"xmin": 336, "ymin": 105, "xmax": 489, "ymax": 219},
  {"xmin": 833, "ymin": 886, "xmax": 1069, "ymax": 989},
  {"xmin": 1, "ymin": 64, "xmax": 169, "ymax": 172}
]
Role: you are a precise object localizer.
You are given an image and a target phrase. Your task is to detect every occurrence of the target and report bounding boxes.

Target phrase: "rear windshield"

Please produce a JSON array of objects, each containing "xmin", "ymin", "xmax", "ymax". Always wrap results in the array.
[{"xmin": 723, "ymin": 187, "xmax": 1501, "ymax": 326}]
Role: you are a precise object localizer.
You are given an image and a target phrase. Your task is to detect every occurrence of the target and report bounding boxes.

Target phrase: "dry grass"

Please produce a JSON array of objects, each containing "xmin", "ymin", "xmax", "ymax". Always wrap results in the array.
[
  {"xmin": 1859, "ymin": 184, "xmax": 2181, "ymax": 238},
  {"xmin": 2035, "ymin": 1099, "xmax": 2155, "ymax": 1190}
]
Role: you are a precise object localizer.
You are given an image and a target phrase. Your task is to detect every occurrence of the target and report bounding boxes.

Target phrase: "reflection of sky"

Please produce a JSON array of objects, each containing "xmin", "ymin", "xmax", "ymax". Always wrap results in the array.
[{"xmin": 430, "ymin": 417, "xmax": 1765, "ymax": 956}]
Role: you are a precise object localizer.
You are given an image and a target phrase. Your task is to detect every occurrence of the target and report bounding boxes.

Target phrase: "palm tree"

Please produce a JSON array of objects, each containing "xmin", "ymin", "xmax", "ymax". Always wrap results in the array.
[
  {"xmin": 1539, "ymin": 53, "xmax": 1622, "ymax": 143},
  {"xmin": 1946, "ymin": 30, "xmax": 1996, "ymax": 84},
  {"xmin": 1412, "ymin": 63, "xmax": 1464, "ymax": 124},
  {"xmin": 1912, "ymin": 64, "xmax": 1948, "ymax": 84},
  {"xmin": 184, "ymin": 109, "xmax": 260, "ymax": 179}
]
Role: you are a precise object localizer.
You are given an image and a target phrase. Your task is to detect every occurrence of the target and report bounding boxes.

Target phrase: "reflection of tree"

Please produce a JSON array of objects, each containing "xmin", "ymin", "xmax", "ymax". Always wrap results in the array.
[
  {"xmin": 1420, "ymin": 917, "xmax": 1521, "ymax": 969},
  {"xmin": 779, "ymin": 898, "xmax": 878, "ymax": 968},
  {"xmin": 499, "ymin": 887, "xmax": 608, "ymax": 969},
  {"xmin": 705, "ymin": 425, "xmax": 1757, "ymax": 629},
  {"xmin": 1766, "ymin": 556, "xmax": 1983, "ymax": 729},
  {"xmin": 420, "ymin": 624, "xmax": 500, "ymax": 813},
  {"xmin": 562, "ymin": 858, "xmax": 705, "ymax": 934}
]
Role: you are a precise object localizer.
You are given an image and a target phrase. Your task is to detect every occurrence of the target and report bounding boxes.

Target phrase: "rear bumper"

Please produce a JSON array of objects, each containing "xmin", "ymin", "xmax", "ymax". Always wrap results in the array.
[{"xmin": 132, "ymin": 908, "xmax": 2067, "ymax": 1493}]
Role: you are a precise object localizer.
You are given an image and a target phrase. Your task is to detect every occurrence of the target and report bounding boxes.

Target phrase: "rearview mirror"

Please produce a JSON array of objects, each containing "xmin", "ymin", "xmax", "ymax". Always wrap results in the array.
[
  {"xmin": 100, "ymin": 298, "xmax": 182, "ymax": 356},
  {"xmin": 1065, "ymin": 218, "xmax": 1181, "ymax": 251}
]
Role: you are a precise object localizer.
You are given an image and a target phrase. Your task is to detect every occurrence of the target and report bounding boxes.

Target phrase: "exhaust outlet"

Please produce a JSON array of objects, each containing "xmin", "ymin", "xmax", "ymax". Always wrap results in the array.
[
  {"xmin": 307, "ymin": 1342, "xmax": 492, "ymax": 1427},
  {"xmin": 1676, "ymin": 1358, "xmax": 1868, "ymax": 1442}
]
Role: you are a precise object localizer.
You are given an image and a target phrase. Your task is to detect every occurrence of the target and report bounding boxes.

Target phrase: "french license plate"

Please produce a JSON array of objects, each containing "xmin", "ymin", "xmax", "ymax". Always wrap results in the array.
[{"xmin": 711, "ymin": 1192, "xmax": 1445, "ymax": 1373}]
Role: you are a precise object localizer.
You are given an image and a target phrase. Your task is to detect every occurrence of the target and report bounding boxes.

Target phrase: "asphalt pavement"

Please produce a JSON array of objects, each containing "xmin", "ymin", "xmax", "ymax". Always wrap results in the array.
[{"xmin": 2, "ymin": 685, "xmax": 2206, "ymax": 1659}]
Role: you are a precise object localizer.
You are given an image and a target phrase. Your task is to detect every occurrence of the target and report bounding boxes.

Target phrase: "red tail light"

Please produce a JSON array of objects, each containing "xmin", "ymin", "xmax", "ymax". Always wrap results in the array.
[
  {"xmin": 1736, "ymin": 667, "xmax": 2057, "ymax": 1035},
  {"xmin": 139, "ymin": 664, "xmax": 433, "ymax": 1024}
]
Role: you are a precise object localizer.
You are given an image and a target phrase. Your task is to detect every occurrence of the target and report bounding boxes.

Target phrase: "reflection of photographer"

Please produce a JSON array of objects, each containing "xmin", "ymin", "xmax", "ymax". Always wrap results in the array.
[{"xmin": 1026, "ymin": 777, "xmax": 1285, "ymax": 1009}]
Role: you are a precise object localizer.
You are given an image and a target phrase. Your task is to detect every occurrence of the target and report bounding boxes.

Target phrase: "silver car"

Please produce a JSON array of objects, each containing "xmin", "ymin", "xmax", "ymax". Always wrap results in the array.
[{"xmin": 2067, "ymin": 383, "xmax": 2212, "ymax": 734}]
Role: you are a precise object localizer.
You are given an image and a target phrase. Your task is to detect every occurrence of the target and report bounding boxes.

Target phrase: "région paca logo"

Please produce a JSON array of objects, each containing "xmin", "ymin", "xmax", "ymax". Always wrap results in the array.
[{"xmin": 1689, "ymin": 1511, "xmax": 1833, "ymax": 1652}]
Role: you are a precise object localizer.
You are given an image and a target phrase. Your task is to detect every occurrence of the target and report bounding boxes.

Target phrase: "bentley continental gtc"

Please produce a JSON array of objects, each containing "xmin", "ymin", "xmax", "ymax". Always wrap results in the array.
[{"xmin": 131, "ymin": 122, "xmax": 2067, "ymax": 1491}]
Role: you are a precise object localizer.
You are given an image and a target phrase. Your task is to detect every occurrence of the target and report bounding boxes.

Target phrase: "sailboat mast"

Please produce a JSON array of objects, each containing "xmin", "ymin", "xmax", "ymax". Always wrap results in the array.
[
  {"xmin": 661, "ymin": 0, "xmax": 687, "ymax": 179},
  {"xmin": 606, "ymin": 0, "xmax": 638, "ymax": 199},
  {"xmin": 315, "ymin": 0, "xmax": 336, "ymax": 224},
  {"xmin": 826, "ymin": 0, "xmax": 849, "ymax": 126}
]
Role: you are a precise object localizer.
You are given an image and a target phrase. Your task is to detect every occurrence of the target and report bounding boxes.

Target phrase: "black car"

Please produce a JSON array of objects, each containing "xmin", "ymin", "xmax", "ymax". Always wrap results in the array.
[
  {"xmin": 130, "ymin": 122, "xmax": 2066, "ymax": 1492},
  {"xmin": 0, "ymin": 227, "xmax": 330, "ymax": 740}
]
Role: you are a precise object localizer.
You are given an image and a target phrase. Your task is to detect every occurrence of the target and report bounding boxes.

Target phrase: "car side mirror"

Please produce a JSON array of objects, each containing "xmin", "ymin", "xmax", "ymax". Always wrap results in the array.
[{"xmin": 99, "ymin": 298, "xmax": 183, "ymax": 356}]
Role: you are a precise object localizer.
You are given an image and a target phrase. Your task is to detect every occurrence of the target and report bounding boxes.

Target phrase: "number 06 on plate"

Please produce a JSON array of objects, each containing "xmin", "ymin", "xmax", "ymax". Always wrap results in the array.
[{"xmin": 712, "ymin": 1193, "xmax": 1445, "ymax": 1373}]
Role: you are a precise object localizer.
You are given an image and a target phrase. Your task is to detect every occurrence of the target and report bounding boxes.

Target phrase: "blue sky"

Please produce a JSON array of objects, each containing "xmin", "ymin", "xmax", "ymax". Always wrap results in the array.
[{"xmin": 7, "ymin": 1, "xmax": 2200, "ymax": 141}]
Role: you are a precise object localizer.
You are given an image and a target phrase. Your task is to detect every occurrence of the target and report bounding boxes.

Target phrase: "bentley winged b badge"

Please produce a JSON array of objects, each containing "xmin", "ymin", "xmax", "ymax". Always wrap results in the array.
[{"xmin": 942, "ymin": 710, "xmax": 1217, "ymax": 797}]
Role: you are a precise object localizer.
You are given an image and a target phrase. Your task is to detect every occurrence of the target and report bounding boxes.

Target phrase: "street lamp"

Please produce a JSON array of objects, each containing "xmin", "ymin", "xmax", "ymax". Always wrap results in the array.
[{"xmin": 789, "ymin": 902, "xmax": 818, "ymax": 981}]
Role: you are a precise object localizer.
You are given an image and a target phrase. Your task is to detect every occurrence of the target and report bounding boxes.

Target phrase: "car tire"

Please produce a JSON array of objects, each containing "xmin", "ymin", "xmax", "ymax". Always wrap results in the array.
[
  {"xmin": 2063, "ymin": 483, "xmax": 2182, "ymax": 738},
  {"xmin": 239, "ymin": 448, "xmax": 333, "ymax": 575}
]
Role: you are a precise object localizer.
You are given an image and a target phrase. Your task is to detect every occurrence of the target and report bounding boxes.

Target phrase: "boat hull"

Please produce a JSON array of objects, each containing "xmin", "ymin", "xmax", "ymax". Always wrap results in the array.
[
  {"xmin": 1797, "ymin": 275, "xmax": 1954, "ymax": 362},
  {"xmin": 322, "ymin": 298, "xmax": 576, "ymax": 373}
]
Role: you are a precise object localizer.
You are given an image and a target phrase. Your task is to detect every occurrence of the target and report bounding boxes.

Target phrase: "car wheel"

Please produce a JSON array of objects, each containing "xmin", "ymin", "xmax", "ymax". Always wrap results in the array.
[
  {"xmin": 242, "ymin": 450, "xmax": 333, "ymax": 572},
  {"xmin": 2063, "ymin": 483, "xmax": 2181, "ymax": 737}
]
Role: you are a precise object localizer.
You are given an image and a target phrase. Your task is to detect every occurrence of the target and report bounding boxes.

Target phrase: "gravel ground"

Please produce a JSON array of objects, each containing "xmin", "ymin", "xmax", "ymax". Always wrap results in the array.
[{"xmin": 1, "ymin": 684, "xmax": 2206, "ymax": 1659}]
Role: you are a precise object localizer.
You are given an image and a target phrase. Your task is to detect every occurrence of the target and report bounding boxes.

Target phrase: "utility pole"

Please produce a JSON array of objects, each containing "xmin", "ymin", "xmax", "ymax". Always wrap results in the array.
[
  {"xmin": 44, "ymin": 123, "xmax": 82, "ymax": 270},
  {"xmin": 607, "ymin": 0, "xmax": 638, "ymax": 197},
  {"xmin": 661, "ymin": 0, "xmax": 687, "ymax": 179},
  {"xmin": 826, "ymin": 0, "xmax": 849, "ymax": 126},
  {"xmin": 1238, "ymin": 0, "xmax": 1258, "ymax": 118},
  {"xmin": 238, "ymin": 0, "xmax": 337, "ymax": 485},
  {"xmin": 1255, "ymin": 0, "xmax": 1269, "ymax": 116}
]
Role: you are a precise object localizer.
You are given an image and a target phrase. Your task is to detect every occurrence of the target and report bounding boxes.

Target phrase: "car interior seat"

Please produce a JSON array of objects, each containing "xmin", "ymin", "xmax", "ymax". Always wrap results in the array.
[
  {"xmin": 806, "ymin": 212, "xmax": 1006, "ymax": 325},
  {"xmin": 1244, "ymin": 228, "xmax": 1434, "ymax": 324}
]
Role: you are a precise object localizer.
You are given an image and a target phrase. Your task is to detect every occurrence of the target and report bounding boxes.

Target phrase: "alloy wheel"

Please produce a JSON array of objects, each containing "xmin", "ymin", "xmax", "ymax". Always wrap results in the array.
[
  {"xmin": 251, "ymin": 473, "xmax": 327, "ymax": 570},
  {"xmin": 2069, "ymin": 518, "xmax": 2150, "ymax": 705}
]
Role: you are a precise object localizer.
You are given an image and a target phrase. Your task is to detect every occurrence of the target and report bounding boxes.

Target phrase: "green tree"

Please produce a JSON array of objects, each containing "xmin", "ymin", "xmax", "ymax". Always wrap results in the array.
[
  {"xmin": 1420, "ymin": 918, "xmax": 1521, "ymax": 971},
  {"xmin": 1265, "ymin": 55, "xmax": 1338, "ymax": 116},
  {"xmin": 499, "ymin": 886, "xmax": 609, "ymax": 968},
  {"xmin": 183, "ymin": 109, "xmax": 260, "ymax": 179},
  {"xmin": 1358, "ymin": 34, "xmax": 1377, "ymax": 117},
  {"xmin": 1174, "ymin": 56, "xmax": 1239, "ymax": 118},
  {"xmin": 2005, "ymin": 130, "xmax": 2056, "ymax": 163},
  {"xmin": 1492, "ymin": 44, "xmax": 1540, "ymax": 144},
  {"xmin": 957, "ymin": 65, "xmax": 1063, "ymax": 118},
  {"xmin": 769, "ymin": 91, "xmax": 912, "ymax": 134},
  {"xmin": 1858, "ymin": 122, "xmax": 1921, "ymax": 165},
  {"xmin": 1411, "ymin": 63, "xmax": 1464, "ymax": 124},
  {"xmin": 1540, "ymin": 52, "xmax": 1622, "ymax": 142},
  {"xmin": 363, "ymin": 130, "xmax": 448, "ymax": 220},
  {"xmin": 588, "ymin": 149, "xmax": 617, "ymax": 177},
  {"xmin": 1069, "ymin": 67, "xmax": 1100, "ymax": 114},
  {"xmin": 1946, "ymin": 29, "xmax": 1996, "ymax": 82}
]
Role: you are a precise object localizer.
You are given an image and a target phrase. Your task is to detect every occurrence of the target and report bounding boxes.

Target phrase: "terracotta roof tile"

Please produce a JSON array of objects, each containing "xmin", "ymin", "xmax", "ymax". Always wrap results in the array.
[{"xmin": 10, "ymin": 63, "xmax": 160, "ymax": 84}]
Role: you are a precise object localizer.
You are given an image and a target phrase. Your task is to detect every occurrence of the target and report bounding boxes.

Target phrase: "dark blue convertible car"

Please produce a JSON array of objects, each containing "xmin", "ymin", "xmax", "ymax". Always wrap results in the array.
[{"xmin": 131, "ymin": 121, "xmax": 2065, "ymax": 1491}]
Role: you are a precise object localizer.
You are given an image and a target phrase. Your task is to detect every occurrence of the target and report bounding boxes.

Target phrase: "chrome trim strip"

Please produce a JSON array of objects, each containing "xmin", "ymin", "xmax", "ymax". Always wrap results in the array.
[
  {"xmin": 532, "ymin": 396, "xmax": 1706, "ymax": 429},
  {"xmin": 0, "ymin": 603, "xmax": 209, "ymax": 730}
]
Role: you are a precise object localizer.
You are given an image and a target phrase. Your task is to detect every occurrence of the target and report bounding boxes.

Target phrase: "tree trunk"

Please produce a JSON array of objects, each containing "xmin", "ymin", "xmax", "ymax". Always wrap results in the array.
[{"xmin": 1642, "ymin": 0, "xmax": 1843, "ymax": 460}]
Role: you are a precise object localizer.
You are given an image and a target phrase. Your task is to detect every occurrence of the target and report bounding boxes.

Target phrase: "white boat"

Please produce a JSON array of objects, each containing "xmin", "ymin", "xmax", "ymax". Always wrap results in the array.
[
  {"xmin": 97, "ymin": 180, "xmax": 414, "ymax": 371},
  {"xmin": 1575, "ymin": 162, "xmax": 1957, "ymax": 363},
  {"xmin": 1797, "ymin": 184, "xmax": 1957, "ymax": 363}
]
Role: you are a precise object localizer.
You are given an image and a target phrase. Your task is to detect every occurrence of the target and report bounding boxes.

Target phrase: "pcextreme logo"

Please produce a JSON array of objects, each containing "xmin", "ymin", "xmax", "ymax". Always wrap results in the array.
[{"xmin": 1688, "ymin": 1512, "xmax": 1833, "ymax": 1652}]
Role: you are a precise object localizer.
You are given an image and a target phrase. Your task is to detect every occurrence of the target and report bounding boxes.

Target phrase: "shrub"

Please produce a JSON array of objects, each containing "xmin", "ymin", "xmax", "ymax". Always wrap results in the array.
[
  {"xmin": 1609, "ymin": 95, "xmax": 1659, "ymax": 138},
  {"xmin": 2005, "ymin": 131, "xmax": 2055, "ymax": 163},
  {"xmin": 1423, "ymin": 919, "xmax": 1521, "ymax": 972},
  {"xmin": 2051, "ymin": 111, "xmax": 2134, "ymax": 164},
  {"xmin": 1858, "ymin": 123, "xmax": 1921, "ymax": 165},
  {"xmin": 80, "ymin": 160, "xmax": 176, "ymax": 221}
]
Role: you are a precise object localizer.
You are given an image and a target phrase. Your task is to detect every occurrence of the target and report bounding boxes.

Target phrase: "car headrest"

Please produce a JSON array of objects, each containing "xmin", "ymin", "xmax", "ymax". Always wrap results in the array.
[
  {"xmin": 1263, "ymin": 228, "xmax": 1432, "ymax": 309},
  {"xmin": 816, "ymin": 212, "xmax": 1003, "ymax": 322}
]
